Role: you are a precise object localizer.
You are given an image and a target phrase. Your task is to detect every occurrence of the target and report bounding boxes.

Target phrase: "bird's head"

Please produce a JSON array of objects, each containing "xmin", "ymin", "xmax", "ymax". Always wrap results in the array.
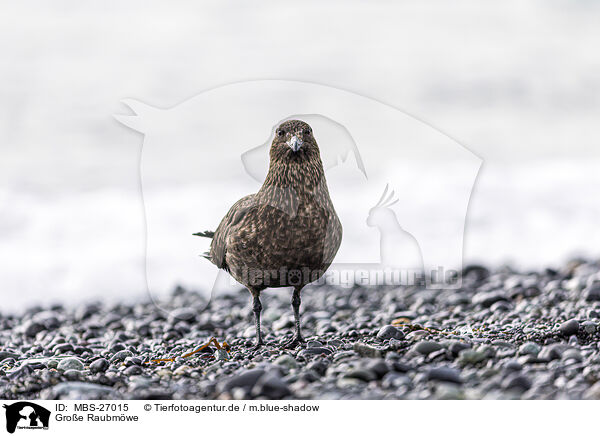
[{"xmin": 270, "ymin": 120, "xmax": 320, "ymax": 163}]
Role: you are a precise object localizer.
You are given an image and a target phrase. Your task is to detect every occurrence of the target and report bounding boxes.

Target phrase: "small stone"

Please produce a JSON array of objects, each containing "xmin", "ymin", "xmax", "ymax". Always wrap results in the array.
[
  {"xmin": 457, "ymin": 349, "xmax": 486, "ymax": 365},
  {"xmin": 584, "ymin": 381, "xmax": 600, "ymax": 399},
  {"xmin": 173, "ymin": 365, "xmax": 191, "ymax": 376},
  {"xmin": 306, "ymin": 340, "xmax": 323, "ymax": 348},
  {"xmin": 23, "ymin": 321, "xmax": 45, "ymax": 338},
  {"xmin": 377, "ymin": 325, "xmax": 404, "ymax": 341},
  {"xmin": 538, "ymin": 344, "xmax": 567, "ymax": 361},
  {"xmin": 584, "ymin": 283, "xmax": 600, "ymax": 302},
  {"xmin": 352, "ymin": 342, "xmax": 382, "ymax": 358},
  {"xmin": 273, "ymin": 354, "xmax": 298, "ymax": 369},
  {"xmin": 589, "ymin": 309, "xmax": 600, "ymax": 318},
  {"xmin": 562, "ymin": 348, "xmax": 583, "ymax": 362},
  {"xmin": 337, "ymin": 377, "xmax": 362, "ymax": 388},
  {"xmin": 297, "ymin": 347, "xmax": 333, "ymax": 359},
  {"xmin": 406, "ymin": 330, "xmax": 429, "ymax": 341},
  {"xmin": 519, "ymin": 342, "xmax": 541, "ymax": 356},
  {"xmin": 63, "ymin": 369, "xmax": 82, "ymax": 380},
  {"xmin": 366, "ymin": 359, "xmax": 390, "ymax": 379},
  {"xmin": 90, "ymin": 358, "xmax": 109, "ymax": 373},
  {"xmin": 251, "ymin": 373, "xmax": 290, "ymax": 399},
  {"xmin": 273, "ymin": 317, "xmax": 294, "ymax": 331},
  {"xmin": 333, "ymin": 351, "xmax": 357, "ymax": 362},
  {"xmin": 435, "ymin": 383, "xmax": 465, "ymax": 400},
  {"xmin": 344, "ymin": 368, "xmax": 376, "ymax": 382},
  {"xmin": 33, "ymin": 311, "xmax": 61, "ymax": 330},
  {"xmin": 156, "ymin": 369, "xmax": 173, "ymax": 378},
  {"xmin": 168, "ymin": 308, "xmax": 196, "ymax": 324},
  {"xmin": 327, "ymin": 339, "xmax": 344, "ymax": 348},
  {"xmin": 427, "ymin": 366, "xmax": 463, "ymax": 384},
  {"xmin": 503, "ymin": 360, "xmax": 523, "ymax": 372},
  {"xmin": 57, "ymin": 357, "xmax": 84, "ymax": 371},
  {"xmin": 448, "ymin": 341, "xmax": 471, "ymax": 356},
  {"xmin": 490, "ymin": 301, "xmax": 512, "ymax": 312},
  {"xmin": 221, "ymin": 369, "xmax": 266, "ymax": 393},
  {"xmin": 53, "ymin": 343, "xmax": 75, "ymax": 354},
  {"xmin": 124, "ymin": 356, "xmax": 142, "ymax": 366},
  {"xmin": 413, "ymin": 341, "xmax": 443, "ymax": 355},
  {"xmin": 123, "ymin": 365, "xmax": 142, "ymax": 376},
  {"xmin": 243, "ymin": 326, "xmax": 265, "ymax": 338},
  {"xmin": 110, "ymin": 350, "xmax": 133, "ymax": 363},
  {"xmin": 559, "ymin": 319, "xmax": 579, "ymax": 336},
  {"xmin": 214, "ymin": 349, "xmax": 229, "ymax": 361},
  {"xmin": 582, "ymin": 321, "xmax": 597, "ymax": 335},
  {"xmin": 382, "ymin": 373, "xmax": 412, "ymax": 389},
  {"xmin": 502, "ymin": 373, "xmax": 532, "ymax": 391},
  {"xmin": 472, "ymin": 291, "xmax": 509, "ymax": 308},
  {"xmin": 306, "ymin": 360, "xmax": 328, "ymax": 376}
]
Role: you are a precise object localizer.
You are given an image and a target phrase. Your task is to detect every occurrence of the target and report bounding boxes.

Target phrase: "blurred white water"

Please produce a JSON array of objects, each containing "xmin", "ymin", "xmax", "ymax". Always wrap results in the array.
[
  {"xmin": 1, "ymin": 160, "xmax": 599, "ymax": 313},
  {"xmin": 1, "ymin": 1, "xmax": 600, "ymax": 311}
]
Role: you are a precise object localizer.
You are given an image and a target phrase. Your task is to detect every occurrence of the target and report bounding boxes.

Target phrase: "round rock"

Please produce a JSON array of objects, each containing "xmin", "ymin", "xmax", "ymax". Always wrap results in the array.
[
  {"xmin": 559, "ymin": 319, "xmax": 579, "ymax": 337},
  {"xmin": 90, "ymin": 358, "xmax": 109, "ymax": 374},
  {"xmin": 414, "ymin": 341, "xmax": 443, "ymax": 355},
  {"xmin": 377, "ymin": 325, "xmax": 405, "ymax": 341},
  {"xmin": 57, "ymin": 357, "xmax": 84, "ymax": 371}
]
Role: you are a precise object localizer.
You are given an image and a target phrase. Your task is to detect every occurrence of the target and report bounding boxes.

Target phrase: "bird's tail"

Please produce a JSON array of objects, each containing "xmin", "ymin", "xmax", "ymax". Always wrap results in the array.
[{"xmin": 193, "ymin": 231, "xmax": 214, "ymax": 261}]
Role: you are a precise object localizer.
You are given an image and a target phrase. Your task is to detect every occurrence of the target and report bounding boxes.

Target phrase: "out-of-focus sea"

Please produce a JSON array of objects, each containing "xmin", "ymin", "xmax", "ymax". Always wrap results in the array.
[{"xmin": 1, "ymin": 1, "xmax": 599, "ymax": 312}]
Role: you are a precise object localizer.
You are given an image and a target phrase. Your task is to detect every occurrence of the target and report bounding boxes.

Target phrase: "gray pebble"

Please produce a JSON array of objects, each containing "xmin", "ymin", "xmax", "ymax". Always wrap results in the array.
[
  {"xmin": 123, "ymin": 365, "xmax": 142, "ymax": 376},
  {"xmin": 414, "ymin": 341, "xmax": 443, "ymax": 355},
  {"xmin": 559, "ymin": 319, "xmax": 579, "ymax": 336},
  {"xmin": 90, "ymin": 358, "xmax": 109, "ymax": 373},
  {"xmin": 502, "ymin": 373, "xmax": 532, "ymax": 392},
  {"xmin": 57, "ymin": 358, "xmax": 84, "ymax": 371},
  {"xmin": 376, "ymin": 325, "xmax": 404, "ymax": 341},
  {"xmin": 519, "ymin": 342, "xmax": 541, "ymax": 356},
  {"xmin": 110, "ymin": 350, "xmax": 133, "ymax": 363},
  {"xmin": 251, "ymin": 373, "xmax": 290, "ymax": 399},
  {"xmin": 23, "ymin": 321, "xmax": 45, "ymax": 338},
  {"xmin": 427, "ymin": 366, "xmax": 463, "ymax": 384},
  {"xmin": 273, "ymin": 354, "xmax": 298, "ymax": 369}
]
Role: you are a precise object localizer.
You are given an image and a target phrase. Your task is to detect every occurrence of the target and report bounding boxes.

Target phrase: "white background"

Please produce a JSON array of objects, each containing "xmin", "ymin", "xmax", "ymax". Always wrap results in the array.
[{"xmin": 2, "ymin": 400, "xmax": 598, "ymax": 435}]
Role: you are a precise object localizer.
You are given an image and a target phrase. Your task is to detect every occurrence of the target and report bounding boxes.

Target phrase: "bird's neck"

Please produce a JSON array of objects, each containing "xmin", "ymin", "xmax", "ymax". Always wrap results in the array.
[{"xmin": 259, "ymin": 157, "xmax": 328, "ymax": 199}]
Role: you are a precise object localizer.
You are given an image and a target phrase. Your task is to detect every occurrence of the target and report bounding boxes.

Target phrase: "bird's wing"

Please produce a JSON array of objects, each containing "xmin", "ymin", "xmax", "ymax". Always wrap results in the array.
[{"xmin": 209, "ymin": 194, "xmax": 256, "ymax": 270}]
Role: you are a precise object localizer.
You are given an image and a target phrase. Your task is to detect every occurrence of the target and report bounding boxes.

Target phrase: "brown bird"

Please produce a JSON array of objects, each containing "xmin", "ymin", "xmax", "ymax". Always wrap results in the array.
[{"xmin": 195, "ymin": 120, "xmax": 342, "ymax": 348}]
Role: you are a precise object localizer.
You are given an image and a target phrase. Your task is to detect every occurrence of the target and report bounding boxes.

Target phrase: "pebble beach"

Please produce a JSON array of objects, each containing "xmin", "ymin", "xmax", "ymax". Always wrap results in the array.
[{"xmin": 2, "ymin": 259, "xmax": 600, "ymax": 400}]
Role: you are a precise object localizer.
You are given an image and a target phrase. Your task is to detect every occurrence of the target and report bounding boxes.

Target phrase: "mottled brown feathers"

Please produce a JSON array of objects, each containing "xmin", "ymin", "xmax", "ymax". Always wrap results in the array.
[{"xmin": 202, "ymin": 120, "xmax": 342, "ymax": 292}]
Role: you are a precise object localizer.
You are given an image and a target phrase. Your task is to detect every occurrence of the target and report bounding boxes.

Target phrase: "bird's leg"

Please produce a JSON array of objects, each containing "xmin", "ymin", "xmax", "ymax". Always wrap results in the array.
[
  {"xmin": 252, "ymin": 293, "xmax": 264, "ymax": 349},
  {"xmin": 283, "ymin": 287, "xmax": 305, "ymax": 348}
]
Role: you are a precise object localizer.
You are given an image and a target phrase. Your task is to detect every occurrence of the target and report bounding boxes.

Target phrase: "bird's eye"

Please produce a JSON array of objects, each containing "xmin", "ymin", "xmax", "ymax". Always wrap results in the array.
[{"xmin": 277, "ymin": 129, "xmax": 285, "ymax": 137}]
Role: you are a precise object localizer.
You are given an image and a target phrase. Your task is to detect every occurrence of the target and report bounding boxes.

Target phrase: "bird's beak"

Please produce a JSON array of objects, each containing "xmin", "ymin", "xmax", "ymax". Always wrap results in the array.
[{"xmin": 287, "ymin": 135, "xmax": 303, "ymax": 152}]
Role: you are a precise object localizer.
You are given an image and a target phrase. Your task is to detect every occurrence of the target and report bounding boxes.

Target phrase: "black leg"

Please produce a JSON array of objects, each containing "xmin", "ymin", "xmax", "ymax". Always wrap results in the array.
[
  {"xmin": 283, "ymin": 287, "xmax": 305, "ymax": 348},
  {"xmin": 252, "ymin": 294, "xmax": 264, "ymax": 349}
]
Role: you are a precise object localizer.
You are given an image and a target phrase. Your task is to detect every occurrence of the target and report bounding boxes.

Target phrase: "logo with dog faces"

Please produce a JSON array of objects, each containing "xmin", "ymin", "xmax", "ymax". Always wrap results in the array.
[{"xmin": 2, "ymin": 402, "xmax": 50, "ymax": 433}]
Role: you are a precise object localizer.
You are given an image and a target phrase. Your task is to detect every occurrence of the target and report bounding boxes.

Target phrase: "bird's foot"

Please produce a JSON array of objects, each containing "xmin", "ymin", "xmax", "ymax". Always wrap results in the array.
[
  {"xmin": 147, "ymin": 337, "xmax": 230, "ymax": 364},
  {"xmin": 250, "ymin": 339, "xmax": 264, "ymax": 351},
  {"xmin": 282, "ymin": 334, "xmax": 305, "ymax": 349}
]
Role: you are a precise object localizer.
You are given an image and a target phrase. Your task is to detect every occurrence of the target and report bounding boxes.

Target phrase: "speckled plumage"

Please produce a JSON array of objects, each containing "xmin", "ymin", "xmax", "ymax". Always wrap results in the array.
[{"xmin": 198, "ymin": 120, "xmax": 342, "ymax": 347}]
